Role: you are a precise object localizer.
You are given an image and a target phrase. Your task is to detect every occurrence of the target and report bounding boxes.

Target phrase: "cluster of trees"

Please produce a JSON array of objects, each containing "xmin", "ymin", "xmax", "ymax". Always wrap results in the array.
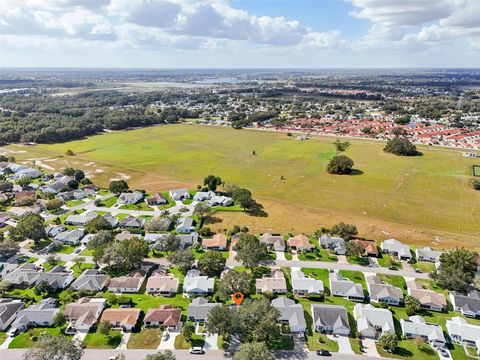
[
  {"xmin": 9, "ymin": 213, "xmax": 46, "ymax": 243},
  {"xmin": 235, "ymin": 233, "xmax": 268, "ymax": 269},
  {"xmin": 229, "ymin": 110, "xmax": 279, "ymax": 129},
  {"xmin": 384, "ymin": 137, "xmax": 419, "ymax": 156}
]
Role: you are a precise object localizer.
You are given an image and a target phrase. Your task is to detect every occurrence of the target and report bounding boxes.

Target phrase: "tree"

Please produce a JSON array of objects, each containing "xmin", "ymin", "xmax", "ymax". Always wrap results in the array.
[
  {"xmin": 198, "ymin": 251, "xmax": 226, "ymax": 277},
  {"xmin": 384, "ymin": 137, "xmax": 419, "ymax": 156},
  {"xmin": 193, "ymin": 202, "xmax": 211, "ymax": 220},
  {"xmin": 232, "ymin": 187, "xmax": 253, "ymax": 210},
  {"xmin": 22, "ymin": 333, "xmax": 84, "ymax": 360},
  {"xmin": 472, "ymin": 180, "xmax": 480, "ymax": 191},
  {"xmin": 378, "ymin": 333, "xmax": 398, "ymax": 353},
  {"xmin": 17, "ymin": 177, "xmax": 31, "ymax": 188},
  {"xmin": 117, "ymin": 238, "xmax": 149, "ymax": 270},
  {"xmin": 97, "ymin": 321, "xmax": 111, "ymax": 336},
  {"xmin": 235, "ymin": 299, "xmax": 280, "ymax": 344},
  {"xmin": 52, "ymin": 312, "xmax": 67, "ymax": 327},
  {"xmin": 73, "ymin": 257, "xmax": 85, "ymax": 271},
  {"xmin": 34, "ymin": 280, "xmax": 54, "ymax": 296},
  {"xmin": 73, "ymin": 169, "xmax": 85, "ymax": 181},
  {"xmin": 144, "ymin": 351, "xmax": 176, "ymax": 360},
  {"xmin": 109, "ymin": 180, "xmax": 129, "ymax": 195},
  {"xmin": 45, "ymin": 198, "xmax": 64, "ymax": 211},
  {"xmin": 145, "ymin": 217, "xmax": 171, "ymax": 232},
  {"xmin": 0, "ymin": 180, "xmax": 13, "ymax": 193},
  {"xmin": 181, "ymin": 321, "xmax": 195, "ymax": 342},
  {"xmin": 0, "ymin": 238, "xmax": 19, "ymax": 257},
  {"xmin": 233, "ymin": 342, "xmax": 272, "ymax": 360},
  {"xmin": 168, "ymin": 249, "xmax": 195, "ymax": 274},
  {"xmin": 65, "ymin": 150, "xmax": 75, "ymax": 156},
  {"xmin": 16, "ymin": 213, "xmax": 46, "ymax": 243},
  {"xmin": 153, "ymin": 234, "xmax": 180, "ymax": 253},
  {"xmin": 391, "ymin": 127, "xmax": 407, "ymax": 137},
  {"xmin": 431, "ymin": 248, "xmax": 478, "ymax": 293},
  {"xmin": 330, "ymin": 222, "xmax": 358, "ymax": 241},
  {"xmin": 346, "ymin": 241, "xmax": 363, "ymax": 258},
  {"xmin": 89, "ymin": 230, "xmax": 114, "ymax": 263},
  {"xmin": 203, "ymin": 175, "xmax": 222, "ymax": 191},
  {"xmin": 62, "ymin": 167, "xmax": 75, "ymax": 176},
  {"xmin": 333, "ymin": 139, "xmax": 351, "ymax": 153},
  {"xmin": 205, "ymin": 306, "xmax": 235, "ymax": 336},
  {"xmin": 67, "ymin": 179, "xmax": 79, "ymax": 189},
  {"xmin": 218, "ymin": 269, "xmax": 252, "ymax": 299},
  {"xmin": 405, "ymin": 295, "xmax": 421, "ymax": 316},
  {"xmin": 235, "ymin": 234, "xmax": 268, "ymax": 270},
  {"xmin": 326, "ymin": 155, "xmax": 354, "ymax": 175},
  {"xmin": 85, "ymin": 216, "xmax": 111, "ymax": 234}
]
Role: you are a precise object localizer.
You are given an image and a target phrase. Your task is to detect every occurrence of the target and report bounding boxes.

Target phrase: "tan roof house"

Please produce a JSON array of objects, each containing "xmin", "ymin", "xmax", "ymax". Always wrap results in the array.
[
  {"xmin": 288, "ymin": 234, "xmax": 315, "ymax": 252},
  {"xmin": 144, "ymin": 305, "xmax": 181, "ymax": 330},
  {"xmin": 407, "ymin": 281, "xmax": 446, "ymax": 312},
  {"xmin": 202, "ymin": 234, "xmax": 227, "ymax": 250},
  {"xmin": 256, "ymin": 268, "xmax": 288, "ymax": 294},
  {"xmin": 146, "ymin": 273, "xmax": 179, "ymax": 296},
  {"xmin": 64, "ymin": 298, "xmax": 106, "ymax": 334},
  {"xmin": 351, "ymin": 239, "xmax": 379, "ymax": 257},
  {"xmin": 108, "ymin": 271, "xmax": 145, "ymax": 293},
  {"xmin": 100, "ymin": 308, "xmax": 141, "ymax": 332}
]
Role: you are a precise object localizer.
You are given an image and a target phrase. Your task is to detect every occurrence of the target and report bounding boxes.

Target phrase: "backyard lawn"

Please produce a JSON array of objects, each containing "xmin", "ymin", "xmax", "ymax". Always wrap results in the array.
[
  {"xmin": 127, "ymin": 328, "xmax": 161, "ymax": 349},
  {"xmin": 71, "ymin": 262, "xmax": 94, "ymax": 277},
  {"xmin": 107, "ymin": 292, "xmax": 190, "ymax": 313}
]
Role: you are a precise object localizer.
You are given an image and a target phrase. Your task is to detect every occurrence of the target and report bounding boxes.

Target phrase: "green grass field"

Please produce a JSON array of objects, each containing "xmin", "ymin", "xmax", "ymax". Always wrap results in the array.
[{"xmin": 5, "ymin": 124, "xmax": 480, "ymax": 249}]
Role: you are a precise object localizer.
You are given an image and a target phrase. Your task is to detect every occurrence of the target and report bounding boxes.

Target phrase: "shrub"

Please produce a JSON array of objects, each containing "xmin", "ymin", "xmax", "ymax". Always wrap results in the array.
[
  {"xmin": 326, "ymin": 155, "xmax": 354, "ymax": 175},
  {"xmin": 472, "ymin": 180, "xmax": 480, "ymax": 190},
  {"xmin": 384, "ymin": 137, "xmax": 419, "ymax": 156}
]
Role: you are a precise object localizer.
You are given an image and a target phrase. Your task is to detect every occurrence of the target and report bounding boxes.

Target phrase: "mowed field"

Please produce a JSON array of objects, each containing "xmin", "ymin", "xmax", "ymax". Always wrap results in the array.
[{"xmin": 4, "ymin": 124, "xmax": 480, "ymax": 250}]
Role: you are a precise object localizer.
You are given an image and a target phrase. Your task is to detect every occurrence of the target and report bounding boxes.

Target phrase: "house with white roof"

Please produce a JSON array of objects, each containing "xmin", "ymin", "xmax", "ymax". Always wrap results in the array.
[
  {"xmin": 291, "ymin": 269, "xmax": 324, "ymax": 297},
  {"xmin": 353, "ymin": 304, "xmax": 395, "ymax": 339},
  {"xmin": 329, "ymin": 271, "xmax": 364, "ymax": 302},
  {"xmin": 400, "ymin": 316, "xmax": 446, "ymax": 348},
  {"xmin": 381, "ymin": 239, "xmax": 412, "ymax": 260},
  {"xmin": 183, "ymin": 269, "xmax": 214, "ymax": 296},
  {"xmin": 416, "ymin": 247, "xmax": 442, "ymax": 263},
  {"xmin": 0, "ymin": 299, "xmax": 24, "ymax": 331},
  {"xmin": 188, "ymin": 297, "xmax": 220, "ymax": 322},
  {"xmin": 366, "ymin": 275, "xmax": 403, "ymax": 306},
  {"xmin": 169, "ymin": 188, "xmax": 190, "ymax": 201},
  {"xmin": 446, "ymin": 317, "xmax": 480, "ymax": 354},
  {"xmin": 319, "ymin": 235, "xmax": 346, "ymax": 255},
  {"xmin": 54, "ymin": 228, "xmax": 84, "ymax": 246},
  {"xmin": 176, "ymin": 217, "xmax": 196, "ymax": 234},
  {"xmin": 65, "ymin": 211, "xmax": 98, "ymax": 226},
  {"xmin": 117, "ymin": 191, "xmax": 143, "ymax": 205},
  {"xmin": 11, "ymin": 298, "xmax": 59, "ymax": 331},
  {"xmin": 193, "ymin": 191, "xmax": 215, "ymax": 202}
]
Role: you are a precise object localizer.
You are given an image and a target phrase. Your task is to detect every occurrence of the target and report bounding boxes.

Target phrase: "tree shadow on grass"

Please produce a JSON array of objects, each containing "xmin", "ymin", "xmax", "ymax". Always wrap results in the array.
[
  {"xmin": 247, "ymin": 201, "xmax": 268, "ymax": 217},
  {"xmin": 204, "ymin": 215, "xmax": 223, "ymax": 225},
  {"xmin": 349, "ymin": 169, "xmax": 364, "ymax": 176}
]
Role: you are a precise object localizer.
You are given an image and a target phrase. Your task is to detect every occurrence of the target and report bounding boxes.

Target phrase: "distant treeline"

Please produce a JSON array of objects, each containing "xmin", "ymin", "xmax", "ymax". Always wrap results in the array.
[{"xmin": 0, "ymin": 91, "xmax": 200, "ymax": 144}]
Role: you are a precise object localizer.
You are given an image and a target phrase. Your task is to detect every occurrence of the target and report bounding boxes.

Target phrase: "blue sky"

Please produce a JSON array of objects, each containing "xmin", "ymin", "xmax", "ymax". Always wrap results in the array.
[{"xmin": 0, "ymin": 0, "xmax": 479, "ymax": 68}]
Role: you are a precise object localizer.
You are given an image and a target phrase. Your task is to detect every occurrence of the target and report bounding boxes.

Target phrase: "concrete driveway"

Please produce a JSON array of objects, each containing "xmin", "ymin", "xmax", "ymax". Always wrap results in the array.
[
  {"xmin": 332, "ymin": 335, "xmax": 354, "ymax": 354},
  {"xmin": 204, "ymin": 333, "xmax": 218, "ymax": 350},
  {"xmin": 437, "ymin": 346, "xmax": 452, "ymax": 360},
  {"xmin": 0, "ymin": 336, "xmax": 15, "ymax": 349},
  {"xmin": 157, "ymin": 331, "xmax": 179, "ymax": 350},
  {"xmin": 337, "ymin": 255, "xmax": 348, "ymax": 264},
  {"xmin": 362, "ymin": 338, "xmax": 380, "ymax": 357},
  {"xmin": 276, "ymin": 251, "xmax": 286, "ymax": 261},
  {"xmin": 118, "ymin": 332, "xmax": 130, "ymax": 349}
]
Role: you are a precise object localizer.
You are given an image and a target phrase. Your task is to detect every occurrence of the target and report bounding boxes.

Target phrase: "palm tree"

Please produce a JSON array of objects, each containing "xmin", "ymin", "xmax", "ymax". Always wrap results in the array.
[{"xmin": 181, "ymin": 321, "xmax": 195, "ymax": 343}]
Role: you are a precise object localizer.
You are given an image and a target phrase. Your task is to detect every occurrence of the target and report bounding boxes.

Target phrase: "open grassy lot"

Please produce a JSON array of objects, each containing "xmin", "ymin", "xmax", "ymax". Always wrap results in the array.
[
  {"xmin": 127, "ymin": 328, "xmax": 161, "ymax": 349},
  {"xmin": 6, "ymin": 124, "xmax": 480, "ymax": 249},
  {"xmin": 83, "ymin": 330, "xmax": 122, "ymax": 349},
  {"xmin": 9, "ymin": 328, "xmax": 69, "ymax": 348}
]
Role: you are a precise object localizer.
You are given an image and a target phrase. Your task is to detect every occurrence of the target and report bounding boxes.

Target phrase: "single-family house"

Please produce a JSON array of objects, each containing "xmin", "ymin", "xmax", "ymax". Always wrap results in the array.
[
  {"xmin": 351, "ymin": 239, "xmax": 379, "ymax": 257},
  {"xmin": 311, "ymin": 304, "xmax": 350, "ymax": 335},
  {"xmin": 260, "ymin": 234, "xmax": 286, "ymax": 252},
  {"xmin": 208, "ymin": 195, "xmax": 233, "ymax": 207},
  {"xmin": 354, "ymin": 304, "xmax": 395, "ymax": 339},
  {"xmin": 366, "ymin": 275, "xmax": 403, "ymax": 306},
  {"xmin": 446, "ymin": 316, "xmax": 480, "ymax": 354},
  {"xmin": 319, "ymin": 235, "xmax": 346, "ymax": 255},
  {"xmin": 381, "ymin": 239, "xmax": 412, "ymax": 261},
  {"xmin": 119, "ymin": 215, "xmax": 145, "ymax": 229},
  {"xmin": 146, "ymin": 273, "xmax": 179, "ymax": 296},
  {"xmin": 65, "ymin": 211, "xmax": 99, "ymax": 226},
  {"xmin": 188, "ymin": 297, "xmax": 221, "ymax": 322},
  {"xmin": 169, "ymin": 188, "xmax": 190, "ymax": 201},
  {"xmin": 183, "ymin": 269, "xmax": 214, "ymax": 296},
  {"xmin": 416, "ymin": 247, "xmax": 442, "ymax": 263},
  {"xmin": 15, "ymin": 167, "xmax": 42, "ymax": 179},
  {"xmin": 256, "ymin": 268, "xmax": 288, "ymax": 294},
  {"xmin": 193, "ymin": 191, "xmax": 215, "ymax": 202},
  {"xmin": 64, "ymin": 298, "xmax": 106, "ymax": 333},
  {"xmin": 117, "ymin": 191, "xmax": 143, "ymax": 205},
  {"xmin": 103, "ymin": 213, "xmax": 119, "ymax": 228},
  {"xmin": 401, "ymin": 316, "xmax": 446, "ymax": 348},
  {"xmin": 407, "ymin": 280, "xmax": 446, "ymax": 312},
  {"xmin": 144, "ymin": 305, "xmax": 181, "ymax": 330},
  {"xmin": 100, "ymin": 308, "xmax": 141, "ymax": 332},
  {"xmin": 0, "ymin": 262, "xmax": 18, "ymax": 280},
  {"xmin": 329, "ymin": 271, "xmax": 364, "ymax": 302},
  {"xmin": 3, "ymin": 264, "xmax": 74, "ymax": 289},
  {"xmin": 11, "ymin": 298, "xmax": 59, "ymax": 331},
  {"xmin": 450, "ymin": 290, "xmax": 480, "ymax": 318},
  {"xmin": 54, "ymin": 228, "xmax": 84, "ymax": 246},
  {"xmin": 291, "ymin": 269, "xmax": 324, "ymax": 296},
  {"xmin": 202, "ymin": 233, "xmax": 227, "ymax": 250},
  {"xmin": 176, "ymin": 217, "xmax": 195, "ymax": 234},
  {"xmin": 145, "ymin": 192, "xmax": 167, "ymax": 206},
  {"xmin": 8, "ymin": 205, "xmax": 42, "ymax": 218},
  {"xmin": 45, "ymin": 224, "xmax": 66, "ymax": 237},
  {"xmin": 272, "ymin": 297, "xmax": 307, "ymax": 333},
  {"xmin": 288, "ymin": 234, "xmax": 315, "ymax": 252},
  {"xmin": 0, "ymin": 299, "xmax": 24, "ymax": 331},
  {"xmin": 0, "ymin": 212, "xmax": 10, "ymax": 227},
  {"xmin": 71, "ymin": 269, "xmax": 109, "ymax": 292},
  {"xmin": 108, "ymin": 271, "xmax": 145, "ymax": 293},
  {"xmin": 116, "ymin": 231, "xmax": 141, "ymax": 242}
]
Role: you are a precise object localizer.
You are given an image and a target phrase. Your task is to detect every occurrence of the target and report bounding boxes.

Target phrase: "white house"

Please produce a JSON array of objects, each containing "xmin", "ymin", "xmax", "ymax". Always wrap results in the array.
[
  {"xmin": 446, "ymin": 317, "xmax": 480, "ymax": 354},
  {"xmin": 54, "ymin": 228, "xmax": 84, "ymax": 246},
  {"xmin": 176, "ymin": 217, "xmax": 196, "ymax": 234},
  {"xmin": 117, "ymin": 191, "xmax": 143, "ymax": 205},
  {"xmin": 354, "ymin": 304, "xmax": 395, "ymax": 339},
  {"xmin": 291, "ymin": 269, "xmax": 324, "ymax": 296},
  {"xmin": 329, "ymin": 271, "xmax": 364, "ymax": 302},
  {"xmin": 183, "ymin": 269, "xmax": 214, "ymax": 296},
  {"xmin": 416, "ymin": 247, "xmax": 442, "ymax": 263},
  {"xmin": 401, "ymin": 316, "xmax": 446, "ymax": 348},
  {"xmin": 381, "ymin": 239, "xmax": 412, "ymax": 260},
  {"xmin": 169, "ymin": 188, "xmax": 190, "ymax": 201}
]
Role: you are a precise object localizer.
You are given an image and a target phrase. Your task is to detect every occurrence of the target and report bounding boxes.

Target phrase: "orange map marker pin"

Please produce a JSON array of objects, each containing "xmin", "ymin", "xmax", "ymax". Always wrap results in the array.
[{"xmin": 232, "ymin": 292, "xmax": 244, "ymax": 306}]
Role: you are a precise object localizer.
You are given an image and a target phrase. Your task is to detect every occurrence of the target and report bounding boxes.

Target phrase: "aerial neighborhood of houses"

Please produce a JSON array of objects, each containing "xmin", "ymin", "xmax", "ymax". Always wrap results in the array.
[{"xmin": 0, "ymin": 160, "xmax": 480, "ymax": 359}]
